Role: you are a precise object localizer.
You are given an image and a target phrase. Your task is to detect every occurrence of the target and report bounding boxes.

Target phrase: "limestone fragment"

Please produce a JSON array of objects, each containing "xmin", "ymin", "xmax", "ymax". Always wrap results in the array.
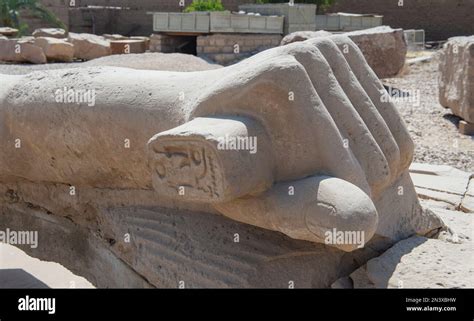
[
  {"xmin": 0, "ymin": 38, "xmax": 46, "ymax": 64},
  {"xmin": 439, "ymin": 36, "xmax": 474, "ymax": 126},
  {"xmin": 0, "ymin": 27, "xmax": 18, "ymax": 37},
  {"xmin": 32, "ymin": 28, "xmax": 67, "ymax": 39},
  {"xmin": 67, "ymin": 32, "xmax": 111, "ymax": 61},
  {"xmin": 34, "ymin": 37, "xmax": 74, "ymax": 62}
]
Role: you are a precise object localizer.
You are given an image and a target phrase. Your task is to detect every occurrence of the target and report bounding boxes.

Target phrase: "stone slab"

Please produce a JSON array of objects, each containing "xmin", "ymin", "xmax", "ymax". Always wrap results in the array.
[
  {"xmin": 340, "ymin": 207, "xmax": 474, "ymax": 288},
  {"xmin": 415, "ymin": 186, "xmax": 463, "ymax": 208},
  {"xmin": 409, "ymin": 162, "xmax": 472, "ymax": 179},
  {"xmin": 410, "ymin": 173, "xmax": 468, "ymax": 196},
  {"xmin": 409, "ymin": 163, "xmax": 473, "ymax": 213}
]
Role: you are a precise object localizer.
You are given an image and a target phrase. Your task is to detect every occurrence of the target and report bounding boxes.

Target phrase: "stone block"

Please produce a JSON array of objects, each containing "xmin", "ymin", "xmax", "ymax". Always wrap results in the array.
[
  {"xmin": 67, "ymin": 32, "xmax": 111, "ymax": 61},
  {"xmin": 0, "ymin": 38, "xmax": 47, "ymax": 64},
  {"xmin": 439, "ymin": 36, "xmax": 474, "ymax": 125},
  {"xmin": 110, "ymin": 39, "xmax": 147, "ymax": 55}
]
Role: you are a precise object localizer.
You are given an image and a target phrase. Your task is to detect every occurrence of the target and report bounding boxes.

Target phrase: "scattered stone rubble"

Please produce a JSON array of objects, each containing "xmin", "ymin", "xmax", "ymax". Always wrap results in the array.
[
  {"xmin": 0, "ymin": 28, "xmax": 149, "ymax": 64},
  {"xmin": 2, "ymin": 25, "xmax": 406, "ymax": 81},
  {"xmin": 67, "ymin": 32, "xmax": 112, "ymax": 60}
]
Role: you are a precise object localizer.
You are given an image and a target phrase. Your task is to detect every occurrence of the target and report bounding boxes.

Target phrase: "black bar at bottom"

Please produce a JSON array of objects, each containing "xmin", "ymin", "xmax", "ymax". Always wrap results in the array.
[{"xmin": 0, "ymin": 289, "xmax": 472, "ymax": 321}]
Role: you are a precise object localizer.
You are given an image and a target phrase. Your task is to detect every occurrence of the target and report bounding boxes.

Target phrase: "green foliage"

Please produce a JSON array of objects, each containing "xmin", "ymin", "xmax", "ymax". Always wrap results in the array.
[
  {"xmin": 0, "ymin": 0, "xmax": 66, "ymax": 35},
  {"xmin": 184, "ymin": 0, "xmax": 225, "ymax": 12},
  {"xmin": 255, "ymin": 0, "xmax": 336, "ymax": 13}
]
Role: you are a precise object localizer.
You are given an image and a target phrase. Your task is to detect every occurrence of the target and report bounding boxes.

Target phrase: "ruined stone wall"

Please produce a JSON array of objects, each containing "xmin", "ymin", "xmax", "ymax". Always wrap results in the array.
[
  {"xmin": 150, "ymin": 33, "xmax": 282, "ymax": 65},
  {"xmin": 196, "ymin": 34, "xmax": 282, "ymax": 65},
  {"xmin": 25, "ymin": 0, "xmax": 257, "ymax": 35},
  {"xmin": 19, "ymin": 0, "xmax": 474, "ymax": 39},
  {"xmin": 326, "ymin": 0, "xmax": 474, "ymax": 41},
  {"xmin": 69, "ymin": 0, "xmax": 254, "ymax": 11}
]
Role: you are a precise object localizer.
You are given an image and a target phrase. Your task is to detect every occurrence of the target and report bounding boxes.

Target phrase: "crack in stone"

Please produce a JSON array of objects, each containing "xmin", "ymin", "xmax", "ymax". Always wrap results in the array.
[{"xmin": 457, "ymin": 176, "xmax": 474, "ymax": 212}]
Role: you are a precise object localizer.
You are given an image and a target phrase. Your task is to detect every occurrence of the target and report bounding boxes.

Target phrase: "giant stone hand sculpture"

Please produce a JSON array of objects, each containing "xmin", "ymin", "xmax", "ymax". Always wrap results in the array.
[{"xmin": 0, "ymin": 35, "xmax": 442, "ymax": 287}]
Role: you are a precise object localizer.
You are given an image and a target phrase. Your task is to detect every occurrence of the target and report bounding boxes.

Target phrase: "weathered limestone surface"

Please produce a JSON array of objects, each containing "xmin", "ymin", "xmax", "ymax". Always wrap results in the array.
[
  {"xmin": 439, "ymin": 36, "xmax": 474, "ymax": 124},
  {"xmin": 32, "ymin": 28, "xmax": 67, "ymax": 39},
  {"xmin": 67, "ymin": 32, "xmax": 111, "ymax": 61},
  {"xmin": 281, "ymin": 26, "xmax": 408, "ymax": 79},
  {"xmin": 0, "ymin": 36, "xmax": 441, "ymax": 287}
]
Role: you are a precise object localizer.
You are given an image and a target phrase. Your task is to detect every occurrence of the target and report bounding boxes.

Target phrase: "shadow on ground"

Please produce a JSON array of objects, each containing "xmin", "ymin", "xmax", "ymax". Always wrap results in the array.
[
  {"xmin": 365, "ymin": 236, "xmax": 428, "ymax": 288},
  {"xmin": 0, "ymin": 269, "xmax": 49, "ymax": 289}
]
